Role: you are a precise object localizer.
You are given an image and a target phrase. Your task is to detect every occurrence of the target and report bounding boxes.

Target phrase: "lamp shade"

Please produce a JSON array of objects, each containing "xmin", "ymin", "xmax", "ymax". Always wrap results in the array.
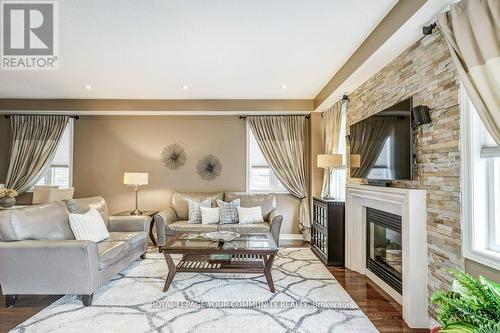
[
  {"xmin": 350, "ymin": 154, "xmax": 361, "ymax": 168},
  {"xmin": 317, "ymin": 154, "xmax": 343, "ymax": 169},
  {"xmin": 124, "ymin": 172, "xmax": 149, "ymax": 185}
]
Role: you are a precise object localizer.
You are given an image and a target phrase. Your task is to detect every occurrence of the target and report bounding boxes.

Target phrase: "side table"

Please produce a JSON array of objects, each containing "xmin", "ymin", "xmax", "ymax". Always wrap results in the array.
[{"xmin": 113, "ymin": 210, "xmax": 159, "ymax": 246}]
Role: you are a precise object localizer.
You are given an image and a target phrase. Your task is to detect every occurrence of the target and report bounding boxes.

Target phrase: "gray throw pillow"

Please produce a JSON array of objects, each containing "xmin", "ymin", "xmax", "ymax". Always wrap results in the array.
[
  {"xmin": 217, "ymin": 199, "xmax": 241, "ymax": 224},
  {"xmin": 188, "ymin": 198, "xmax": 211, "ymax": 224}
]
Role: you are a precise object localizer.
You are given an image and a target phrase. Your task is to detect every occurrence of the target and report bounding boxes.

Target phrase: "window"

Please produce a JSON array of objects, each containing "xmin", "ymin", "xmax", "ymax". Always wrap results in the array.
[
  {"xmin": 330, "ymin": 102, "xmax": 347, "ymax": 200},
  {"xmin": 34, "ymin": 119, "xmax": 74, "ymax": 188},
  {"xmin": 247, "ymin": 125, "xmax": 287, "ymax": 192},
  {"xmin": 462, "ymin": 86, "xmax": 500, "ymax": 269}
]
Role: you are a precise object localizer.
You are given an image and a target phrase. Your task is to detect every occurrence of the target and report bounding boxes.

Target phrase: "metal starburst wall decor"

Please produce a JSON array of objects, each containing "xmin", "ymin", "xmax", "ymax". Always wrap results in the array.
[
  {"xmin": 161, "ymin": 144, "xmax": 187, "ymax": 169},
  {"xmin": 196, "ymin": 155, "xmax": 222, "ymax": 180}
]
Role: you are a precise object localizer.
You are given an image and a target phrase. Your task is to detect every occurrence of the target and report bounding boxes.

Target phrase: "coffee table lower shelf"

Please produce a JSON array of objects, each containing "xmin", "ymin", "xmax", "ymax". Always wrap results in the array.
[{"xmin": 163, "ymin": 253, "xmax": 276, "ymax": 293}]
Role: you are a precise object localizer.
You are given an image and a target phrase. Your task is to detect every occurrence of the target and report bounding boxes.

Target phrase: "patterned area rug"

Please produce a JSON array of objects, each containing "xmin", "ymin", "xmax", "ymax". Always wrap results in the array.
[{"xmin": 11, "ymin": 248, "xmax": 378, "ymax": 333}]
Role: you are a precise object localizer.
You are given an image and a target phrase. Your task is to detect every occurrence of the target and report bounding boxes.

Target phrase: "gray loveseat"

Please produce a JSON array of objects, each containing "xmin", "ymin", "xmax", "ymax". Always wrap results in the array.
[
  {"xmin": 154, "ymin": 192, "xmax": 283, "ymax": 247},
  {"xmin": 0, "ymin": 197, "xmax": 150, "ymax": 307}
]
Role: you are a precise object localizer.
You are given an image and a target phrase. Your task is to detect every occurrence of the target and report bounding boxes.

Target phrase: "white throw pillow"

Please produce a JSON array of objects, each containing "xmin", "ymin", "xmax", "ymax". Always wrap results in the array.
[
  {"xmin": 237, "ymin": 206, "xmax": 264, "ymax": 224},
  {"xmin": 69, "ymin": 208, "xmax": 109, "ymax": 242},
  {"xmin": 200, "ymin": 207, "xmax": 220, "ymax": 224}
]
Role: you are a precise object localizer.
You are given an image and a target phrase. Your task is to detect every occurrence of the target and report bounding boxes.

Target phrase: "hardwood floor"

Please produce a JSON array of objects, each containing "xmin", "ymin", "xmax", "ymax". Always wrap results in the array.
[{"xmin": 0, "ymin": 241, "xmax": 428, "ymax": 333}]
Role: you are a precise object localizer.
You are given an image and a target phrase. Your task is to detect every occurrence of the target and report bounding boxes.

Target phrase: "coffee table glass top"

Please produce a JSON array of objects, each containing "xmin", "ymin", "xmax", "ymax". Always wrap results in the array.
[{"xmin": 165, "ymin": 233, "xmax": 277, "ymax": 251}]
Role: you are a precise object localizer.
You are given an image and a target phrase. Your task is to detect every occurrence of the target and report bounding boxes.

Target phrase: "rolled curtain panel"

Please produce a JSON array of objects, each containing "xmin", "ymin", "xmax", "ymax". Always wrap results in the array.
[
  {"xmin": 5, "ymin": 115, "xmax": 69, "ymax": 194},
  {"xmin": 247, "ymin": 116, "xmax": 310, "ymax": 240},
  {"xmin": 437, "ymin": 0, "xmax": 500, "ymax": 145}
]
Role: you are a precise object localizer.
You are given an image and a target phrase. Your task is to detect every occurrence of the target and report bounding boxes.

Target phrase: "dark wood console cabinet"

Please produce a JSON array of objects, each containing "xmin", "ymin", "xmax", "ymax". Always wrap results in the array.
[{"xmin": 311, "ymin": 197, "xmax": 345, "ymax": 266}]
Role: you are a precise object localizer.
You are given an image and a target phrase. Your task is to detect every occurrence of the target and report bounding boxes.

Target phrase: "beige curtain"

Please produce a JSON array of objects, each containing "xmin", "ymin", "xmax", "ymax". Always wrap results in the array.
[
  {"xmin": 350, "ymin": 117, "xmax": 394, "ymax": 178},
  {"xmin": 437, "ymin": 0, "xmax": 500, "ymax": 145},
  {"xmin": 320, "ymin": 101, "xmax": 343, "ymax": 198},
  {"xmin": 247, "ymin": 116, "xmax": 310, "ymax": 240},
  {"xmin": 5, "ymin": 115, "xmax": 69, "ymax": 194}
]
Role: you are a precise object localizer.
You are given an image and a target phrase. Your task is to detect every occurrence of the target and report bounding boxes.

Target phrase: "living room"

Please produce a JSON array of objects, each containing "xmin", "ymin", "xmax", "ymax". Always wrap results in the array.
[{"xmin": 1, "ymin": 0, "xmax": 499, "ymax": 332}]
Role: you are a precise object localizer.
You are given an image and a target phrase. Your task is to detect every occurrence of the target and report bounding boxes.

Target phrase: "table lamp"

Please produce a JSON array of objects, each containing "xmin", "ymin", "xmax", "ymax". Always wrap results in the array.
[
  {"xmin": 124, "ymin": 172, "xmax": 148, "ymax": 215},
  {"xmin": 317, "ymin": 154, "xmax": 343, "ymax": 199}
]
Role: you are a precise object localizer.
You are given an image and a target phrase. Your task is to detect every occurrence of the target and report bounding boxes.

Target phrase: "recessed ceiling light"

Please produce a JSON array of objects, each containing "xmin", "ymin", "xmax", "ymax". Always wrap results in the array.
[
  {"xmin": 281, "ymin": 85, "xmax": 287, "ymax": 90},
  {"xmin": 85, "ymin": 85, "xmax": 92, "ymax": 90},
  {"xmin": 182, "ymin": 85, "xmax": 189, "ymax": 91}
]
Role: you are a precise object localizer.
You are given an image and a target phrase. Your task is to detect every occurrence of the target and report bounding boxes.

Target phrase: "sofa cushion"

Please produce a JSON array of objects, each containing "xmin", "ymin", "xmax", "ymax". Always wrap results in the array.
[
  {"xmin": 108, "ymin": 231, "xmax": 147, "ymax": 249},
  {"xmin": 168, "ymin": 220, "xmax": 218, "ymax": 232},
  {"xmin": 170, "ymin": 192, "xmax": 224, "ymax": 220},
  {"xmin": 187, "ymin": 198, "xmax": 211, "ymax": 224},
  {"xmin": 218, "ymin": 223, "xmax": 270, "ymax": 234},
  {"xmin": 97, "ymin": 241, "xmax": 130, "ymax": 269},
  {"xmin": 65, "ymin": 197, "xmax": 109, "ymax": 228},
  {"xmin": 224, "ymin": 192, "xmax": 276, "ymax": 221},
  {"xmin": 0, "ymin": 201, "xmax": 74, "ymax": 241}
]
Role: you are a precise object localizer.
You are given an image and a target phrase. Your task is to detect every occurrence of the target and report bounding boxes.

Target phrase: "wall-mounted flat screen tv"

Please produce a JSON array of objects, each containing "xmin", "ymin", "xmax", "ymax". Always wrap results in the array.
[{"xmin": 349, "ymin": 98, "xmax": 413, "ymax": 181}]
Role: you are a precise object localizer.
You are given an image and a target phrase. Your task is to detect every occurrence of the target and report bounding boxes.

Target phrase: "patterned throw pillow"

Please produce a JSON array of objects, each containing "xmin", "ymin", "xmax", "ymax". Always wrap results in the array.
[
  {"xmin": 188, "ymin": 198, "xmax": 211, "ymax": 224},
  {"xmin": 217, "ymin": 199, "xmax": 241, "ymax": 224}
]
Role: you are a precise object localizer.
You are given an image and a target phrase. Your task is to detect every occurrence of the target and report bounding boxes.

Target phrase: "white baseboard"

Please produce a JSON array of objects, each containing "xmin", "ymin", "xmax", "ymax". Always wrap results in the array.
[{"xmin": 279, "ymin": 233, "xmax": 304, "ymax": 241}]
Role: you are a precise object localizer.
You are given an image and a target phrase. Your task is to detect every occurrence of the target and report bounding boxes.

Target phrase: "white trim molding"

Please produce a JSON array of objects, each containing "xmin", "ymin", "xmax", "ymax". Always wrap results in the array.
[
  {"xmin": 279, "ymin": 234, "xmax": 303, "ymax": 241},
  {"xmin": 345, "ymin": 184, "xmax": 428, "ymax": 328}
]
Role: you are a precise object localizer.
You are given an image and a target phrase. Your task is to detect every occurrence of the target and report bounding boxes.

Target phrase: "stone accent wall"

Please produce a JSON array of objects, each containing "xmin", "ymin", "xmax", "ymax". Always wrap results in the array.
[{"xmin": 346, "ymin": 31, "xmax": 463, "ymax": 315}]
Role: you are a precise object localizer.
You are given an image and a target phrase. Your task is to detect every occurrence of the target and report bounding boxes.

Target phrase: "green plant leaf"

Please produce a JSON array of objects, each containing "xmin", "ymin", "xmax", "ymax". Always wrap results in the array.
[
  {"xmin": 440, "ymin": 322, "xmax": 477, "ymax": 333},
  {"xmin": 479, "ymin": 276, "xmax": 500, "ymax": 298},
  {"xmin": 475, "ymin": 322, "xmax": 500, "ymax": 333}
]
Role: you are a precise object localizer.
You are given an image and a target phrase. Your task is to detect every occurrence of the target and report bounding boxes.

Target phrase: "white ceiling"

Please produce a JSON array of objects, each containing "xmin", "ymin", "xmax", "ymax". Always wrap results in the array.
[{"xmin": 0, "ymin": 0, "xmax": 397, "ymax": 99}]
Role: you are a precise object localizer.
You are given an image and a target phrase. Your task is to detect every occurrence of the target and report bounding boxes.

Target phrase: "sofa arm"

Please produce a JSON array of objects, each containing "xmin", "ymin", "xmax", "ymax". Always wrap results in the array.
[
  {"xmin": 108, "ymin": 215, "xmax": 150, "ymax": 233},
  {"xmin": 154, "ymin": 208, "xmax": 177, "ymax": 247},
  {"xmin": 0, "ymin": 240, "xmax": 99, "ymax": 295},
  {"xmin": 268, "ymin": 211, "xmax": 283, "ymax": 247}
]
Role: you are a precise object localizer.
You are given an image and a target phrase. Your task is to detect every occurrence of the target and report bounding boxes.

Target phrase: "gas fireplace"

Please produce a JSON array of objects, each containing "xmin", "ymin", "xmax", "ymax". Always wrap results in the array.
[{"xmin": 366, "ymin": 207, "xmax": 402, "ymax": 294}]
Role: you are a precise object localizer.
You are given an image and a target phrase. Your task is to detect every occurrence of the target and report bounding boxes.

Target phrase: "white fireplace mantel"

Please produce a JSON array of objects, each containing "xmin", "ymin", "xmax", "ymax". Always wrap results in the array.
[{"xmin": 345, "ymin": 184, "xmax": 428, "ymax": 328}]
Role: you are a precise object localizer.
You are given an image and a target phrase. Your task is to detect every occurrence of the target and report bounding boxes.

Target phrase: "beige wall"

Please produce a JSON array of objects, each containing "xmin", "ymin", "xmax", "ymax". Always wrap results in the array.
[
  {"xmin": 309, "ymin": 112, "xmax": 324, "ymax": 199},
  {"xmin": 465, "ymin": 259, "xmax": 500, "ymax": 281},
  {"xmin": 73, "ymin": 115, "xmax": 301, "ymax": 234},
  {"xmin": 0, "ymin": 117, "xmax": 9, "ymax": 183}
]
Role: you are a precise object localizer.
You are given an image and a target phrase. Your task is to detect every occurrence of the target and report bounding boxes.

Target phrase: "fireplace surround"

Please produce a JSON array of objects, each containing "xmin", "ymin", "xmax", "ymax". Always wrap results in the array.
[{"xmin": 345, "ymin": 184, "xmax": 428, "ymax": 328}]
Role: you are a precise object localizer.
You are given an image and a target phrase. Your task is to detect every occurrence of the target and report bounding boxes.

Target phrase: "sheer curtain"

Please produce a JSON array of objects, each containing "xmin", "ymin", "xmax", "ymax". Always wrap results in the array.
[
  {"xmin": 247, "ymin": 116, "xmax": 310, "ymax": 240},
  {"xmin": 5, "ymin": 115, "xmax": 69, "ymax": 194}
]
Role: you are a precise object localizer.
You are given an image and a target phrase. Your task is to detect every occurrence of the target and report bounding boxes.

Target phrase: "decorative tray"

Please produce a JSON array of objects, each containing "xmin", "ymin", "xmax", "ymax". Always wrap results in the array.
[{"xmin": 201, "ymin": 231, "xmax": 240, "ymax": 242}]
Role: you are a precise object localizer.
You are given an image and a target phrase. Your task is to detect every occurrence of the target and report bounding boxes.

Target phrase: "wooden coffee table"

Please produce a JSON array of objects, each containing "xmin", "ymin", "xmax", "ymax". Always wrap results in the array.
[{"xmin": 161, "ymin": 232, "xmax": 278, "ymax": 292}]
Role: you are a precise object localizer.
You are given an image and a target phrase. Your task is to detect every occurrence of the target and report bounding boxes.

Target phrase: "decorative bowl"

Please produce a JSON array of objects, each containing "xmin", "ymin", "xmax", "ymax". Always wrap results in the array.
[
  {"xmin": 0, "ymin": 197, "xmax": 16, "ymax": 208},
  {"xmin": 201, "ymin": 231, "xmax": 240, "ymax": 242}
]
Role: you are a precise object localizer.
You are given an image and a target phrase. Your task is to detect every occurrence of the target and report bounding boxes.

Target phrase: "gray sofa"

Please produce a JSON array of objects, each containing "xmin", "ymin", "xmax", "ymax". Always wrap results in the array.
[
  {"xmin": 154, "ymin": 192, "xmax": 283, "ymax": 247},
  {"xmin": 0, "ymin": 197, "xmax": 150, "ymax": 307}
]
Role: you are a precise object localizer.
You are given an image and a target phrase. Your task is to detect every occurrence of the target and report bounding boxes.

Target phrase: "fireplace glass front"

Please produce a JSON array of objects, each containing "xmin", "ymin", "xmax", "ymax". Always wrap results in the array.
[{"xmin": 366, "ymin": 207, "xmax": 402, "ymax": 294}]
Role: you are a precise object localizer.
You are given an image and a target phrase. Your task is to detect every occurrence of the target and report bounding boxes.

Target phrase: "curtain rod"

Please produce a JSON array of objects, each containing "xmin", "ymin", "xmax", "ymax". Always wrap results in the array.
[
  {"xmin": 4, "ymin": 114, "xmax": 79, "ymax": 119},
  {"xmin": 239, "ymin": 115, "xmax": 310, "ymax": 119}
]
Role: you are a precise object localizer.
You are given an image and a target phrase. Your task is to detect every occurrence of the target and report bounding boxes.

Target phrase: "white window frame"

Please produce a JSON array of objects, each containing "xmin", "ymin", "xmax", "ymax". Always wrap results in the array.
[
  {"xmin": 461, "ymin": 85, "xmax": 500, "ymax": 270},
  {"xmin": 246, "ymin": 122, "xmax": 288, "ymax": 193}
]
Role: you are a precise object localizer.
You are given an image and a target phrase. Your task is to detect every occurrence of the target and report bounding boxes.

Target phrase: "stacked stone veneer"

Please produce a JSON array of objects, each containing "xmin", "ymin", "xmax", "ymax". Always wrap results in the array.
[{"xmin": 346, "ymin": 31, "xmax": 463, "ymax": 316}]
